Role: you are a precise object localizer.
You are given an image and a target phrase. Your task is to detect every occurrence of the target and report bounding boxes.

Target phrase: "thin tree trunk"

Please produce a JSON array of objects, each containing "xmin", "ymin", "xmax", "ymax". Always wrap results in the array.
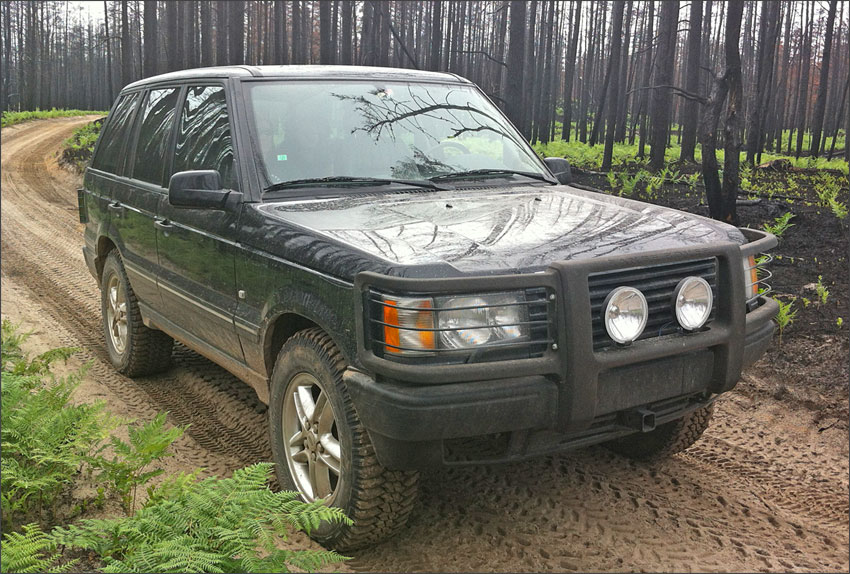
[
  {"xmin": 637, "ymin": 0, "xmax": 654, "ymax": 157},
  {"xmin": 216, "ymin": 1, "xmax": 228, "ymax": 65},
  {"xmin": 320, "ymin": 0, "xmax": 331, "ymax": 64},
  {"xmin": 505, "ymin": 0, "xmax": 526, "ymax": 130},
  {"xmin": 809, "ymin": 0, "xmax": 838, "ymax": 157},
  {"xmin": 794, "ymin": 3, "xmax": 812, "ymax": 158},
  {"xmin": 121, "ymin": 1, "xmax": 131, "ymax": 86},
  {"xmin": 341, "ymin": 0, "xmax": 352, "ymax": 65},
  {"xmin": 201, "ymin": 1, "xmax": 213, "ymax": 66},
  {"xmin": 104, "ymin": 0, "xmax": 114, "ymax": 99},
  {"xmin": 561, "ymin": 0, "xmax": 581, "ymax": 141},
  {"xmin": 166, "ymin": 1, "xmax": 178, "ymax": 70},
  {"xmin": 649, "ymin": 0, "xmax": 677, "ymax": 170},
  {"xmin": 679, "ymin": 0, "xmax": 702, "ymax": 162},
  {"xmin": 228, "ymin": 0, "xmax": 243, "ymax": 65},
  {"xmin": 601, "ymin": 0, "xmax": 625, "ymax": 170}
]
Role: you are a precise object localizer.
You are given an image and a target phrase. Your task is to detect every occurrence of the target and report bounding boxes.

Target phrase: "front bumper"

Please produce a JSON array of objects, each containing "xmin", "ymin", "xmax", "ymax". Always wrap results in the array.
[{"xmin": 348, "ymin": 230, "xmax": 777, "ymax": 470}]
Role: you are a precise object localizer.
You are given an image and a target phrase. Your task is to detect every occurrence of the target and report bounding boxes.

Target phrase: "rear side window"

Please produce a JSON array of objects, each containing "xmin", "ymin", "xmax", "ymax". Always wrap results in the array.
[
  {"xmin": 173, "ymin": 85, "xmax": 236, "ymax": 189},
  {"xmin": 91, "ymin": 93, "xmax": 139, "ymax": 174},
  {"xmin": 133, "ymin": 88, "xmax": 180, "ymax": 185}
]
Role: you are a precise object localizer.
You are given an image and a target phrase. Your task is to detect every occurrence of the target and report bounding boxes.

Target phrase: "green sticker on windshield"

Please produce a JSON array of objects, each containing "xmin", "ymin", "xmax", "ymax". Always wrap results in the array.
[{"xmin": 277, "ymin": 154, "xmax": 288, "ymax": 161}]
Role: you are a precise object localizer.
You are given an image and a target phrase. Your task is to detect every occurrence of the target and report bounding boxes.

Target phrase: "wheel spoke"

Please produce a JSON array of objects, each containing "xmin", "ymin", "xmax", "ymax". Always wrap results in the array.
[
  {"xmin": 307, "ymin": 454, "xmax": 319, "ymax": 495},
  {"xmin": 291, "ymin": 448, "xmax": 310, "ymax": 464},
  {"xmin": 295, "ymin": 386, "xmax": 316, "ymax": 424},
  {"xmin": 313, "ymin": 392, "xmax": 329, "ymax": 426},
  {"xmin": 288, "ymin": 429, "xmax": 307, "ymax": 448},
  {"xmin": 312, "ymin": 459, "xmax": 333, "ymax": 499},
  {"xmin": 109, "ymin": 286, "xmax": 118, "ymax": 313},
  {"xmin": 319, "ymin": 434, "xmax": 341, "ymax": 474}
]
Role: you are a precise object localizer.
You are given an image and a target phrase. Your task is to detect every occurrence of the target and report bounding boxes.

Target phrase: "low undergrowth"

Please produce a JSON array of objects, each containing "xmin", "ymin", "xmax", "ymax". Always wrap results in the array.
[
  {"xmin": 0, "ymin": 321, "xmax": 350, "ymax": 573},
  {"xmin": 1, "ymin": 108, "xmax": 107, "ymax": 128},
  {"xmin": 61, "ymin": 119, "xmax": 103, "ymax": 172}
]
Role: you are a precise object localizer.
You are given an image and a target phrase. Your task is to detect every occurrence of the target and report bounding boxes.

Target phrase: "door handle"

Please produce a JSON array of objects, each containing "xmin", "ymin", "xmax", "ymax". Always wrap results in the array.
[
  {"xmin": 107, "ymin": 202, "xmax": 125, "ymax": 217},
  {"xmin": 154, "ymin": 219, "xmax": 172, "ymax": 235}
]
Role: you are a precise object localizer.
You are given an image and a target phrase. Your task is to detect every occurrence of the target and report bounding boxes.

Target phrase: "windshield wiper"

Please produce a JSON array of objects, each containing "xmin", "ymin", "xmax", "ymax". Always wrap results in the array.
[
  {"xmin": 429, "ymin": 169, "xmax": 556, "ymax": 184},
  {"xmin": 263, "ymin": 176, "xmax": 451, "ymax": 194}
]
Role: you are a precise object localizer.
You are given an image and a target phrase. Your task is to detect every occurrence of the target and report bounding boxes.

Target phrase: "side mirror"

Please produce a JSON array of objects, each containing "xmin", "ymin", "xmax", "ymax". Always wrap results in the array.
[
  {"xmin": 168, "ymin": 170, "xmax": 232, "ymax": 209},
  {"xmin": 543, "ymin": 157, "xmax": 572, "ymax": 185}
]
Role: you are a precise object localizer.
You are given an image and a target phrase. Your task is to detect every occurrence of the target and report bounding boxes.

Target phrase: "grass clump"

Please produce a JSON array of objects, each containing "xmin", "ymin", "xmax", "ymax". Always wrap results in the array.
[
  {"xmin": 1, "ymin": 108, "xmax": 108, "ymax": 128},
  {"xmin": 61, "ymin": 119, "xmax": 103, "ymax": 172}
]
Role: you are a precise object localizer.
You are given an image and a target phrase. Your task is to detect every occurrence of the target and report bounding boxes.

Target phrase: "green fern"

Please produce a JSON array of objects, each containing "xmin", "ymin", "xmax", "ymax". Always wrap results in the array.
[
  {"xmin": 1, "ymin": 368, "xmax": 107, "ymax": 524},
  {"xmin": 96, "ymin": 412, "xmax": 187, "ymax": 515},
  {"xmin": 1, "ymin": 523, "xmax": 76, "ymax": 573},
  {"xmin": 52, "ymin": 463, "xmax": 351, "ymax": 573}
]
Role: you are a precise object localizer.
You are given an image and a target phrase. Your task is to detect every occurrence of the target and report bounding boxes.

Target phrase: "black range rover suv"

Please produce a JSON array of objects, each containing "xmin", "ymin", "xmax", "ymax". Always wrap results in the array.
[{"xmin": 79, "ymin": 65, "xmax": 777, "ymax": 550}]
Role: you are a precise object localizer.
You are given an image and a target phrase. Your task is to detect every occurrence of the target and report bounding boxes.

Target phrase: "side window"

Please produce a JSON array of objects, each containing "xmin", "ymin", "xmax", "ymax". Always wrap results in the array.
[
  {"xmin": 173, "ymin": 85, "xmax": 236, "ymax": 189},
  {"xmin": 133, "ymin": 88, "xmax": 180, "ymax": 185},
  {"xmin": 91, "ymin": 93, "xmax": 138, "ymax": 174}
]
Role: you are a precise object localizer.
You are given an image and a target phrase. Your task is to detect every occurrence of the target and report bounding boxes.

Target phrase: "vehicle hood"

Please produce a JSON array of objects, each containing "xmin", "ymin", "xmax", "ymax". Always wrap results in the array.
[{"xmin": 259, "ymin": 185, "xmax": 746, "ymax": 277}]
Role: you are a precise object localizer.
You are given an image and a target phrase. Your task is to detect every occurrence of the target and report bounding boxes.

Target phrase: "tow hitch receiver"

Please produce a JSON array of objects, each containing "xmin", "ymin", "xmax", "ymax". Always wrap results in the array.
[{"xmin": 619, "ymin": 408, "xmax": 657, "ymax": 432}]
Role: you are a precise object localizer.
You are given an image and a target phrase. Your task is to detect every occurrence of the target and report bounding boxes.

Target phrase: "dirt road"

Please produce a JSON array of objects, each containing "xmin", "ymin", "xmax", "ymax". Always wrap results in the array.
[{"xmin": 2, "ymin": 118, "xmax": 848, "ymax": 572}]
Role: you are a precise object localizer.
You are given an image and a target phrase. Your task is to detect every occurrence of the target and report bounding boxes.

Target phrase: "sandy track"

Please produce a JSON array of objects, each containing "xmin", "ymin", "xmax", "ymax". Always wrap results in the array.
[{"xmin": 1, "ymin": 118, "xmax": 847, "ymax": 572}]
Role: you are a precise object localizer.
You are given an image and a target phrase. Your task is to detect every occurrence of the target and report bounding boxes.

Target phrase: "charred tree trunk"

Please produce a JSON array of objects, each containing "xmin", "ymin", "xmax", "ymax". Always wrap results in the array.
[
  {"xmin": 700, "ymin": 0, "xmax": 744, "ymax": 225},
  {"xmin": 648, "ymin": 0, "xmax": 677, "ymax": 170},
  {"xmin": 429, "ymin": 0, "xmax": 442, "ymax": 71},
  {"xmin": 143, "ymin": 1, "xmax": 157, "ymax": 77},
  {"xmin": 228, "ymin": 1, "xmax": 243, "ymax": 65},
  {"xmin": 809, "ymin": 0, "xmax": 838, "ymax": 157},
  {"xmin": 637, "ymin": 0, "xmax": 654, "ymax": 158},
  {"xmin": 601, "ymin": 0, "xmax": 625, "ymax": 170},
  {"xmin": 794, "ymin": 3, "xmax": 812, "ymax": 158},
  {"xmin": 679, "ymin": 0, "xmax": 702, "ymax": 162},
  {"xmin": 561, "ymin": 0, "xmax": 581, "ymax": 141},
  {"xmin": 613, "ymin": 0, "xmax": 632, "ymax": 143},
  {"xmin": 505, "ymin": 0, "xmax": 526, "ymax": 131},
  {"xmin": 341, "ymin": 0, "xmax": 352, "ymax": 65},
  {"xmin": 121, "ymin": 1, "xmax": 131, "ymax": 87},
  {"xmin": 201, "ymin": 1, "xmax": 213, "ymax": 66},
  {"xmin": 745, "ymin": 0, "xmax": 780, "ymax": 165},
  {"xmin": 320, "ymin": 0, "xmax": 331, "ymax": 64}
]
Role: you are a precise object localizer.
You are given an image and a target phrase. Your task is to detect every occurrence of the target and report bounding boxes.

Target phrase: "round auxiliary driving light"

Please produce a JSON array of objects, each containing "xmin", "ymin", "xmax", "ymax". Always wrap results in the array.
[
  {"xmin": 603, "ymin": 287, "xmax": 649, "ymax": 345},
  {"xmin": 673, "ymin": 276, "xmax": 713, "ymax": 331}
]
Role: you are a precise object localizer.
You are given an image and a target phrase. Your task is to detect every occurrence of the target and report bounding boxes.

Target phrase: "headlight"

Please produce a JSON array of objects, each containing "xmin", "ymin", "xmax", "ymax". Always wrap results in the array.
[
  {"xmin": 379, "ymin": 291, "xmax": 528, "ymax": 355},
  {"xmin": 744, "ymin": 255, "xmax": 759, "ymax": 300},
  {"xmin": 603, "ymin": 287, "xmax": 648, "ymax": 345},
  {"xmin": 382, "ymin": 297, "xmax": 435, "ymax": 355},
  {"xmin": 437, "ymin": 293, "xmax": 528, "ymax": 349},
  {"xmin": 673, "ymin": 277, "xmax": 713, "ymax": 331}
]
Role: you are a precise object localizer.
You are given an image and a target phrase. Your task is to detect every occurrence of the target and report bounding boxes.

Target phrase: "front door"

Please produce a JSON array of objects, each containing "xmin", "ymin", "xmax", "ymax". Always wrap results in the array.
[{"xmin": 155, "ymin": 84, "xmax": 244, "ymax": 361}]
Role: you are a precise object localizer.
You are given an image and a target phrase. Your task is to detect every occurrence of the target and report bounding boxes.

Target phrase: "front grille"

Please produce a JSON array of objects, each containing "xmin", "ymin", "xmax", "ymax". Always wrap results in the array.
[{"xmin": 588, "ymin": 258, "xmax": 718, "ymax": 350}]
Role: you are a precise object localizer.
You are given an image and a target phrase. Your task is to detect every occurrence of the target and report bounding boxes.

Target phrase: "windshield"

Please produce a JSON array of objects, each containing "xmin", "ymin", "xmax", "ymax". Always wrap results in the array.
[{"xmin": 246, "ymin": 81, "xmax": 548, "ymax": 187}]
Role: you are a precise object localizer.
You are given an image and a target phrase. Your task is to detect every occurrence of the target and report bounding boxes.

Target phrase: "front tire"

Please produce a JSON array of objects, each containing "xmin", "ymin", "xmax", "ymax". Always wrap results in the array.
[
  {"xmin": 605, "ymin": 403, "xmax": 714, "ymax": 461},
  {"xmin": 269, "ymin": 328, "xmax": 419, "ymax": 551},
  {"xmin": 100, "ymin": 251, "xmax": 173, "ymax": 376}
]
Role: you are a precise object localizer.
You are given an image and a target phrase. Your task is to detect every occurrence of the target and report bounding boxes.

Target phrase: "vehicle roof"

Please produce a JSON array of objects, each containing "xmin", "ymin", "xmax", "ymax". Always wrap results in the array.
[{"xmin": 122, "ymin": 65, "xmax": 470, "ymax": 91}]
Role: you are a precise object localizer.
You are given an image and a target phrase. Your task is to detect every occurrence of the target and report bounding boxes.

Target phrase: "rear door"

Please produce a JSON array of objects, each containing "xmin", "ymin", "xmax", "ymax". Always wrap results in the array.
[
  {"xmin": 155, "ymin": 83, "xmax": 244, "ymax": 360},
  {"xmin": 83, "ymin": 92, "xmax": 140, "ymax": 285},
  {"xmin": 113, "ymin": 87, "xmax": 181, "ymax": 306}
]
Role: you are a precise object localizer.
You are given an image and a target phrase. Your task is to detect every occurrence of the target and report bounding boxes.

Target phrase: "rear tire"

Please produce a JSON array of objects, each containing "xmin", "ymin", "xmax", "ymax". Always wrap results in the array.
[
  {"xmin": 605, "ymin": 403, "xmax": 714, "ymax": 461},
  {"xmin": 269, "ymin": 328, "xmax": 419, "ymax": 551},
  {"xmin": 100, "ymin": 251, "xmax": 173, "ymax": 376}
]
